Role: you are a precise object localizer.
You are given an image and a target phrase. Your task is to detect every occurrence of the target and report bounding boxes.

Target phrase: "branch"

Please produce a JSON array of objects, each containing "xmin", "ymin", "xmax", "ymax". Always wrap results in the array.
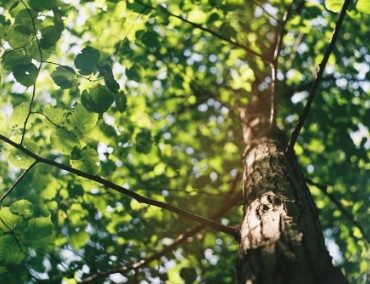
[
  {"xmin": 269, "ymin": 0, "xmax": 295, "ymax": 125},
  {"xmin": 0, "ymin": 133, "xmax": 238, "ymax": 237},
  {"xmin": 20, "ymin": 0, "xmax": 43, "ymax": 145},
  {"xmin": 306, "ymin": 178, "xmax": 369, "ymax": 243},
  {"xmin": 0, "ymin": 162, "xmax": 37, "ymax": 204},
  {"xmin": 285, "ymin": 0, "xmax": 351, "ymax": 153},
  {"xmin": 249, "ymin": 0, "xmax": 281, "ymax": 23},
  {"xmin": 79, "ymin": 177, "xmax": 242, "ymax": 283},
  {"xmin": 133, "ymin": 0, "xmax": 270, "ymax": 63},
  {"xmin": 0, "ymin": 38, "xmax": 35, "ymax": 60}
]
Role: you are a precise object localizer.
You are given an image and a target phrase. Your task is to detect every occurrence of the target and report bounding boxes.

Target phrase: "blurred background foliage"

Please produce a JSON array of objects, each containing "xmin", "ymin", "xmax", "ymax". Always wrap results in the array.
[{"xmin": 0, "ymin": 0, "xmax": 369, "ymax": 283}]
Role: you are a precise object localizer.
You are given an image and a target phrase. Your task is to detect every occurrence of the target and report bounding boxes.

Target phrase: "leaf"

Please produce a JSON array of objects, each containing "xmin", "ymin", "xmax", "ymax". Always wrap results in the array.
[
  {"xmin": 7, "ymin": 140, "xmax": 37, "ymax": 169},
  {"xmin": 10, "ymin": 102, "xmax": 29, "ymax": 129},
  {"xmin": 43, "ymin": 106, "xmax": 69, "ymax": 126},
  {"xmin": 40, "ymin": 26, "xmax": 62, "ymax": 50},
  {"xmin": 357, "ymin": 0, "xmax": 370, "ymax": 13},
  {"xmin": 0, "ymin": 207, "xmax": 21, "ymax": 232},
  {"xmin": 180, "ymin": 267, "xmax": 197, "ymax": 283},
  {"xmin": 115, "ymin": 91, "xmax": 127, "ymax": 112},
  {"xmin": 325, "ymin": 0, "xmax": 344, "ymax": 12},
  {"xmin": 81, "ymin": 85, "xmax": 115, "ymax": 113},
  {"xmin": 13, "ymin": 10, "xmax": 34, "ymax": 35},
  {"xmin": 10, "ymin": 199, "xmax": 33, "ymax": 218},
  {"xmin": 74, "ymin": 46, "xmax": 100, "ymax": 75},
  {"xmin": 98, "ymin": 62, "xmax": 120, "ymax": 93},
  {"xmin": 25, "ymin": 216, "xmax": 54, "ymax": 247},
  {"xmin": 50, "ymin": 128, "xmax": 79, "ymax": 155},
  {"xmin": 70, "ymin": 231, "xmax": 90, "ymax": 250},
  {"xmin": 70, "ymin": 147, "xmax": 100, "ymax": 175},
  {"xmin": 12, "ymin": 63, "xmax": 38, "ymax": 87},
  {"xmin": 68, "ymin": 103, "xmax": 99, "ymax": 137},
  {"xmin": 0, "ymin": 235, "xmax": 25, "ymax": 264},
  {"xmin": 135, "ymin": 129, "xmax": 152, "ymax": 154},
  {"xmin": 29, "ymin": 0, "xmax": 58, "ymax": 11},
  {"xmin": 2, "ymin": 51, "xmax": 31, "ymax": 71},
  {"xmin": 51, "ymin": 66, "xmax": 77, "ymax": 89}
]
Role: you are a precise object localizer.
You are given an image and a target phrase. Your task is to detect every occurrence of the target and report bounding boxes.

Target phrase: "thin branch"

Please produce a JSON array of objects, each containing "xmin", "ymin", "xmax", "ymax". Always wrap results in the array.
[
  {"xmin": 79, "ymin": 177, "xmax": 242, "ymax": 283},
  {"xmin": 306, "ymin": 178, "xmax": 369, "ymax": 243},
  {"xmin": 0, "ymin": 38, "xmax": 35, "ymax": 60},
  {"xmin": 133, "ymin": 0, "xmax": 270, "ymax": 64},
  {"xmin": 0, "ymin": 133, "xmax": 238, "ymax": 237},
  {"xmin": 0, "ymin": 162, "xmax": 37, "ymax": 204},
  {"xmin": 285, "ymin": 0, "xmax": 351, "ymax": 153},
  {"xmin": 20, "ymin": 0, "xmax": 44, "ymax": 145},
  {"xmin": 249, "ymin": 0, "xmax": 281, "ymax": 23},
  {"xmin": 269, "ymin": 0, "xmax": 295, "ymax": 125}
]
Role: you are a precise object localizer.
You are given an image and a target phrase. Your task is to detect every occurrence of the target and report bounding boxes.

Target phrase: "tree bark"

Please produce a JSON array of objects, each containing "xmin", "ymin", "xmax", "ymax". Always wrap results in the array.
[{"xmin": 235, "ymin": 130, "xmax": 349, "ymax": 283}]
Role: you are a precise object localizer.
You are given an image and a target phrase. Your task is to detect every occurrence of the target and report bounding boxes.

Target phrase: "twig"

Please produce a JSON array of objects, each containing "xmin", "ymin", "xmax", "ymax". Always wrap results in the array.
[
  {"xmin": 20, "ymin": 0, "xmax": 44, "ymax": 145},
  {"xmin": 285, "ymin": 0, "xmax": 351, "ymax": 153},
  {"xmin": 79, "ymin": 178, "xmax": 242, "ymax": 283},
  {"xmin": 133, "ymin": 0, "xmax": 271, "ymax": 64},
  {"xmin": 269, "ymin": 0, "xmax": 295, "ymax": 125},
  {"xmin": 306, "ymin": 178, "xmax": 369, "ymax": 243},
  {"xmin": 249, "ymin": 0, "xmax": 281, "ymax": 23},
  {"xmin": 0, "ymin": 133, "xmax": 238, "ymax": 238},
  {"xmin": 0, "ymin": 162, "xmax": 37, "ymax": 204},
  {"xmin": 0, "ymin": 38, "xmax": 35, "ymax": 60}
]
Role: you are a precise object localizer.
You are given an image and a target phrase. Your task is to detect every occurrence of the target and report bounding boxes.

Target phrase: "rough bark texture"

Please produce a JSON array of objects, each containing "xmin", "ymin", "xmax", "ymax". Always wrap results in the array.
[{"xmin": 235, "ymin": 131, "xmax": 348, "ymax": 284}]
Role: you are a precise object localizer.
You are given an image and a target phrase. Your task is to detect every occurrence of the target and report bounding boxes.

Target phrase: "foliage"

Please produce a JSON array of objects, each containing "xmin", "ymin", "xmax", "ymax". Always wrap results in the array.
[{"xmin": 0, "ymin": 0, "xmax": 369, "ymax": 283}]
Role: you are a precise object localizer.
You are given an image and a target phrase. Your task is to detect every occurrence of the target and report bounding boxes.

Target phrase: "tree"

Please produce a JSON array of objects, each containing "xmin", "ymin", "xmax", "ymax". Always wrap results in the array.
[{"xmin": 0, "ymin": 0, "xmax": 368, "ymax": 283}]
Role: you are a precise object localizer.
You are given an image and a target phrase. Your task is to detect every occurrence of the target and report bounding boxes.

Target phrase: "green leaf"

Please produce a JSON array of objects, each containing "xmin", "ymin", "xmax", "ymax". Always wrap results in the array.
[
  {"xmin": 7, "ymin": 140, "xmax": 37, "ymax": 169},
  {"xmin": 12, "ymin": 63, "xmax": 38, "ymax": 87},
  {"xmin": 3, "ymin": 27, "xmax": 33, "ymax": 48},
  {"xmin": 98, "ymin": 62, "xmax": 120, "ymax": 93},
  {"xmin": 70, "ymin": 231, "xmax": 90, "ymax": 250},
  {"xmin": 74, "ymin": 46, "xmax": 100, "ymax": 75},
  {"xmin": 0, "ymin": 235, "xmax": 25, "ymax": 264},
  {"xmin": 126, "ymin": 1, "xmax": 151, "ymax": 14},
  {"xmin": 43, "ymin": 106, "xmax": 69, "ymax": 126},
  {"xmin": 115, "ymin": 91, "xmax": 127, "ymax": 112},
  {"xmin": 70, "ymin": 147, "xmax": 100, "ymax": 175},
  {"xmin": 29, "ymin": 0, "xmax": 58, "ymax": 12},
  {"xmin": 325, "ymin": 0, "xmax": 344, "ymax": 12},
  {"xmin": 180, "ymin": 267, "xmax": 197, "ymax": 283},
  {"xmin": 0, "ymin": 207, "xmax": 21, "ymax": 232},
  {"xmin": 2, "ymin": 51, "xmax": 31, "ymax": 71},
  {"xmin": 13, "ymin": 9, "xmax": 35, "ymax": 35},
  {"xmin": 51, "ymin": 66, "xmax": 77, "ymax": 89},
  {"xmin": 69, "ymin": 104, "xmax": 99, "ymax": 136},
  {"xmin": 10, "ymin": 102, "xmax": 29, "ymax": 128},
  {"xmin": 135, "ymin": 129, "xmax": 152, "ymax": 154},
  {"xmin": 25, "ymin": 217, "xmax": 54, "ymax": 247},
  {"xmin": 50, "ymin": 128, "xmax": 79, "ymax": 155},
  {"xmin": 357, "ymin": 0, "xmax": 370, "ymax": 13},
  {"xmin": 10, "ymin": 199, "xmax": 33, "ymax": 218},
  {"xmin": 81, "ymin": 85, "xmax": 115, "ymax": 113},
  {"xmin": 40, "ymin": 26, "xmax": 62, "ymax": 49}
]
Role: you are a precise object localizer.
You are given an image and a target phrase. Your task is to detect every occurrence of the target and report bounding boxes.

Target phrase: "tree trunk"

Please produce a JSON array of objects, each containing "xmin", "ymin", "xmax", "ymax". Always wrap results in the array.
[{"xmin": 235, "ymin": 129, "xmax": 348, "ymax": 283}]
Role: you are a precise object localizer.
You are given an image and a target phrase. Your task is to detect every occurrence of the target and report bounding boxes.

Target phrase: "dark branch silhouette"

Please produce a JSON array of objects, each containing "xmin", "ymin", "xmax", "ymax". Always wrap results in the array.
[
  {"xmin": 286, "ymin": 0, "xmax": 351, "ymax": 153},
  {"xmin": 0, "ymin": 133, "xmax": 238, "ymax": 237},
  {"xmin": 20, "ymin": 0, "xmax": 44, "ymax": 145}
]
